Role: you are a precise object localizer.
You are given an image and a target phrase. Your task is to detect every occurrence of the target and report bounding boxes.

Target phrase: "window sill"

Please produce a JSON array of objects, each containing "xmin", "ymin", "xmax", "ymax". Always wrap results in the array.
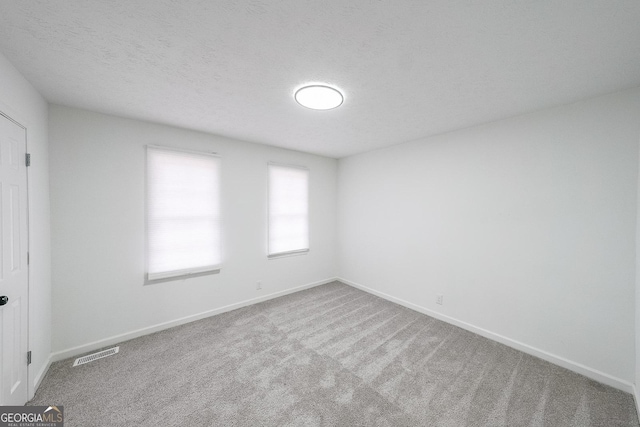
[
  {"xmin": 267, "ymin": 249, "xmax": 309, "ymax": 259},
  {"xmin": 145, "ymin": 268, "xmax": 221, "ymax": 285}
]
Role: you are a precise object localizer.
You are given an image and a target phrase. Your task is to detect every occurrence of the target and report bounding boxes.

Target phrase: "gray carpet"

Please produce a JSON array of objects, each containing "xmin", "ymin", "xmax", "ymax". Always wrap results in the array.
[{"xmin": 30, "ymin": 281, "xmax": 639, "ymax": 426}]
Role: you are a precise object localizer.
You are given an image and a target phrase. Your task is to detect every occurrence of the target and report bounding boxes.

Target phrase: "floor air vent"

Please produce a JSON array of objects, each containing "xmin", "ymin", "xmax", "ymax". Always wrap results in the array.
[{"xmin": 73, "ymin": 346, "xmax": 119, "ymax": 367}]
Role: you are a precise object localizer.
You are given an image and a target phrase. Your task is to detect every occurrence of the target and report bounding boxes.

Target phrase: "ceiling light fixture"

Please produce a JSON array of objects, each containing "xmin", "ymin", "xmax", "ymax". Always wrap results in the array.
[{"xmin": 294, "ymin": 85, "xmax": 344, "ymax": 110}]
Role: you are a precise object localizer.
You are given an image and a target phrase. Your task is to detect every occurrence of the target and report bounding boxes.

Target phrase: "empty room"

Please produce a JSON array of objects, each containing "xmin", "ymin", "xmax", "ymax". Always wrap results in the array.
[{"xmin": 1, "ymin": 0, "xmax": 640, "ymax": 426}]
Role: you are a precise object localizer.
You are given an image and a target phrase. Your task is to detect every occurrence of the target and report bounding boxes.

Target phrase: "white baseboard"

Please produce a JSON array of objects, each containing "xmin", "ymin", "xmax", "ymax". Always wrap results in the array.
[
  {"xmin": 51, "ymin": 277, "xmax": 337, "ymax": 363},
  {"xmin": 30, "ymin": 354, "xmax": 53, "ymax": 399},
  {"xmin": 338, "ymin": 277, "xmax": 635, "ymax": 394},
  {"xmin": 634, "ymin": 385, "xmax": 640, "ymax": 421}
]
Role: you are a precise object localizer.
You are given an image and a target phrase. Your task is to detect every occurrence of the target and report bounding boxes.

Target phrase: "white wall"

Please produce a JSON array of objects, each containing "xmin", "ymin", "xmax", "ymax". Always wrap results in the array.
[
  {"xmin": 338, "ymin": 88, "xmax": 640, "ymax": 387},
  {"xmin": 49, "ymin": 105, "xmax": 337, "ymax": 356},
  {"xmin": 0, "ymin": 52, "xmax": 52, "ymax": 397}
]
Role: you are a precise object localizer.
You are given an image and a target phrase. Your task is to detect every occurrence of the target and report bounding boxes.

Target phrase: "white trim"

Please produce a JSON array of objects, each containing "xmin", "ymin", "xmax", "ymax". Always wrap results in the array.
[
  {"xmin": 147, "ymin": 266, "xmax": 221, "ymax": 282},
  {"xmin": 0, "ymin": 101, "xmax": 29, "ymax": 132},
  {"xmin": 50, "ymin": 277, "xmax": 337, "ymax": 363},
  {"xmin": 268, "ymin": 249, "xmax": 309, "ymax": 259},
  {"xmin": 30, "ymin": 354, "xmax": 53, "ymax": 399},
  {"xmin": 338, "ymin": 277, "xmax": 635, "ymax": 394},
  {"xmin": 634, "ymin": 385, "xmax": 640, "ymax": 422},
  {"xmin": 147, "ymin": 144, "xmax": 219, "ymax": 157}
]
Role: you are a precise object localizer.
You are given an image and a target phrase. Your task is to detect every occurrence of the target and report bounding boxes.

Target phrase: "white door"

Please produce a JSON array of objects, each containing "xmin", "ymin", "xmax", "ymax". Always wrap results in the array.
[{"xmin": 0, "ymin": 113, "xmax": 29, "ymax": 406}]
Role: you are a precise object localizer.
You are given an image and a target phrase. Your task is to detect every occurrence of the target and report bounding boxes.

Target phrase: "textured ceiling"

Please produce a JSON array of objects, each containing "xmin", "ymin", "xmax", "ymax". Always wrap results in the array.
[{"xmin": 0, "ymin": 1, "xmax": 639, "ymax": 158}]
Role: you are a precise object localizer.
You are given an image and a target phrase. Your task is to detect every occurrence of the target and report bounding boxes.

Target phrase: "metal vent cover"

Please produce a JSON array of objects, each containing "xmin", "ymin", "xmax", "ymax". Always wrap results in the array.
[{"xmin": 73, "ymin": 346, "xmax": 119, "ymax": 367}]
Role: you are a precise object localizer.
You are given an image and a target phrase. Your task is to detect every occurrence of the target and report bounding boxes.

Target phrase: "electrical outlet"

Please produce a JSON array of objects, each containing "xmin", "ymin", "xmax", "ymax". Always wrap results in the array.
[
  {"xmin": 256, "ymin": 281, "xmax": 262, "ymax": 290},
  {"xmin": 436, "ymin": 294, "xmax": 443, "ymax": 305}
]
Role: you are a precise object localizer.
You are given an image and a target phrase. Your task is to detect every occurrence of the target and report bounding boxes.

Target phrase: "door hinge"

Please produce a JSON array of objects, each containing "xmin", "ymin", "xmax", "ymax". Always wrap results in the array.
[
  {"xmin": 27, "ymin": 252, "xmax": 30, "ymax": 265},
  {"xmin": 25, "ymin": 153, "xmax": 31, "ymax": 167},
  {"xmin": 27, "ymin": 351, "xmax": 32, "ymax": 365}
]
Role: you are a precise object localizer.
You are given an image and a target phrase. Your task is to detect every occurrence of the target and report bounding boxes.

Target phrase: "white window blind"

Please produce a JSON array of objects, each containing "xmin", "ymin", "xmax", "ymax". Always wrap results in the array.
[
  {"xmin": 268, "ymin": 163, "xmax": 309, "ymax": 257},
  {"xmin": 146, "ymin": 146, "xmax": 221, "ymax": 281}
]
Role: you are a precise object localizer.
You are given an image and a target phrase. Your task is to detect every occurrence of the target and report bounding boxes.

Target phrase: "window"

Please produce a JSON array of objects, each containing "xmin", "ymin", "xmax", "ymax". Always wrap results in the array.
[
  {"xmin": 146, "ymin": 146, "xmax": 221, "ymax": 281},
  {"xmin": 268, "ymin": 163, "xmax": 309, "ymax": 257}
]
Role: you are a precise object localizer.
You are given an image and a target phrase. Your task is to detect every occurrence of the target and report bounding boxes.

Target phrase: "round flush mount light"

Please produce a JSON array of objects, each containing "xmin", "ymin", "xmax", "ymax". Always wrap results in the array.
[{"xmin": 294, "ymin": 85, "xmax": 344, "ymax": 110}]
